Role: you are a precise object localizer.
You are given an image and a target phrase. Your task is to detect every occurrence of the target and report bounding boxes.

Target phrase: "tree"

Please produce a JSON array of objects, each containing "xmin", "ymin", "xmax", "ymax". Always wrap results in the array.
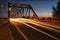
[
  {"xmin": 52, "ymin": 0, "xmax": 60, "ymax": 20},
  {"xmin": 42, "ymin": 17, "xmax": 45, "ymax": 20}
]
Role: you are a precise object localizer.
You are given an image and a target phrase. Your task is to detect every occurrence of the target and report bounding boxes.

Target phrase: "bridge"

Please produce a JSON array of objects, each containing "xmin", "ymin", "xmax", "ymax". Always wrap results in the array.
[
  {"xmin": 0, "ymin": 2, "xmax": 60, "ymax": 40},
  {"xmin": 8, "ymin": 2, "xmax": 40, "ymax": 20}
]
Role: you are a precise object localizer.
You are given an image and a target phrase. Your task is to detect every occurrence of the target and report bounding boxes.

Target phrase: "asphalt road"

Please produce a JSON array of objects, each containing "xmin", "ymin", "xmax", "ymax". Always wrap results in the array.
[
  {"xmin": 0, "ymin": 19, "xmax": 14, "ymax": 40},
  {"xmin": 9, "ymin": 18, "xmax": 60, "ymax": 40}
]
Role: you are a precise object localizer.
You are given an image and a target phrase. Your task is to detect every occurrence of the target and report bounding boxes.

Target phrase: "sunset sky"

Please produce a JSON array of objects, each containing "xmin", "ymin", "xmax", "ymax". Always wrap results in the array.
[{"xmin": 0, "ymin": 0, "xmax": 58, "ymax": 17}]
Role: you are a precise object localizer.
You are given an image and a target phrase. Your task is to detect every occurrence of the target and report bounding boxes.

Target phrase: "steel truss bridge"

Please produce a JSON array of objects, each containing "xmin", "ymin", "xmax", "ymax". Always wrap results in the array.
[
  {"xmin": 8, "ymin": 2, "xmax": 40, "ymax": 20},
  {"xmin": 5, "ymin": 2, "xmax": 60, "ymax": 40}
]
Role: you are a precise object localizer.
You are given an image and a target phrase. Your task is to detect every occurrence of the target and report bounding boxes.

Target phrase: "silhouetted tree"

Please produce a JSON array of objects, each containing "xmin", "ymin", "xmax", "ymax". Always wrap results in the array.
[
  {"xmin": 42, "ymin": 17, "xmax": 45, "ymax": 20},
  {"xmin": 52, "ymin": 0, "xmax": 60, "ymax": 20},
  {"xmin": 47, "ymin": 17, "xmax": 52, "ymax": 20}
]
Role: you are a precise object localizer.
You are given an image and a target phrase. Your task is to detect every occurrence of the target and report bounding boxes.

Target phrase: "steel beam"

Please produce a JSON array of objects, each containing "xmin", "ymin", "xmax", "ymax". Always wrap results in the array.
[{"xmin": 8, "ymin": 2, "xmax": 40, "ymax": 20}]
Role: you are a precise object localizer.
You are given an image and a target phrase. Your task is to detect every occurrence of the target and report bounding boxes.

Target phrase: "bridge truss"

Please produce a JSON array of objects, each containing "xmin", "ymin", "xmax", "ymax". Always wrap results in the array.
[{"xmin": 8, "ymin": 2, "xmax": 40, "ymax": 20}]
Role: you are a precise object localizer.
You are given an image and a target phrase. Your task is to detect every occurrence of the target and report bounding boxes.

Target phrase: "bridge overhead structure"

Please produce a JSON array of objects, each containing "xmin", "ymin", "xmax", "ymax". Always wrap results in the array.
[{"xmin": 8, "ymin": 2, "xmax": 40, "ymax": 20}]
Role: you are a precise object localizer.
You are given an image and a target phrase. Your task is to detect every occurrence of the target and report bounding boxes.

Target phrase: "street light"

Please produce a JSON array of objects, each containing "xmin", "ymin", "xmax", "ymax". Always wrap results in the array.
[
  {"xmin": 8, "ymin": 8, "xmax": 11, "ymax": 11},
  {"xmin": 8, "ymin": 7, "xmax": 11, "ymax": 19}
]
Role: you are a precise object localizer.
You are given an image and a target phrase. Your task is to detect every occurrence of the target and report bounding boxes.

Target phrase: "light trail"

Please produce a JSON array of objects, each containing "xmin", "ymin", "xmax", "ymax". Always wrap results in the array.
[
  {"xmin": 18, "ymin": 18, "xmax": 60, "ymax": 29},
  {"xmin": 10, "ymin": 18, "xmax": 60, "ymax": 29},
  {"xmin": 22, "ymin": 20, "xmax": 60, "ymax": 34},
  {"xmin": 10, "ymin": 20, "xmax": 29, "ymax": 40},
  {"xmin": 35, "ymin": 21, "xmax": 60, "ymax": 29},
  {"xmin": 11, "ymin": 18, "xmax": 60, "ymax": 33},
  {"xmin": 10, "ymin": 18, "xmax": 60, "ymax": 40}
]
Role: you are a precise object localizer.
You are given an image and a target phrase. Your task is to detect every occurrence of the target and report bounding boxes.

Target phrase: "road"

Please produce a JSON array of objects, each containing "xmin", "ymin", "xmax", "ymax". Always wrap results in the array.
[
  {"xmin": 9, "ymin": 18, "xmax": 60, "ymax": 40},
  {"xmin": 0, "ymin": 19, "xmax": 14, "ymax": 40}
]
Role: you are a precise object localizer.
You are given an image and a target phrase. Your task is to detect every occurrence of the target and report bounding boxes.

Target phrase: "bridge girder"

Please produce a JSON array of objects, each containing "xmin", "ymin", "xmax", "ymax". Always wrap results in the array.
[{"xmin": 8, "ymin": 2, "xmax": 40, "ymax": 20}]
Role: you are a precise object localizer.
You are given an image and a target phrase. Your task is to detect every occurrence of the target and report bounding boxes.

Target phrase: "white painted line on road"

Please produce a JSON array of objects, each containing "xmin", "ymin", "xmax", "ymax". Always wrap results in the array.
[
  {"xmin": 9, "ymin": 18, "xmax": 60, "ymax": 40},
  {"xmin": 10, "ymin": 22, "xmax": 29, "ymax": 40},
  {"xmin": 18, "ymin": 21, "xmax": 60, "ymax": 40},
  {"xmin": 19, "ymin": 18, "xmax": 60, "ymax": 29},
  {"xmin": 9, "ymin": 25, "xmax": 15, "ymax": 40},
  {"xmin": 22, "ymin": 20, "xmax": 60, "ymax": 34}
]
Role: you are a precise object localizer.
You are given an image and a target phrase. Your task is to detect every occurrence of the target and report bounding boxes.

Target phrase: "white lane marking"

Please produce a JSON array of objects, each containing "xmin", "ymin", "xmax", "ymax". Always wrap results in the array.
[
  {"xmin": 12, "ymin": 18, "xmax": 60, "ymax": 29},
  {"xmin": 21, "ymin": 19, "xmax": 60, "ymax": 29},
  {"xmin": 10, "ymin": 22, "xmax": 29, "ymax": 40},
  {"xmin": 10, "ymin": 18, "xmax": 60, "ymax": 40},
  {"xmin": 17, "ymin": 21, "xmax": 60, "ymax": 40},
  {"xmin": 21, "ymin": 20, "xmax": 60, "ymax": 34}
]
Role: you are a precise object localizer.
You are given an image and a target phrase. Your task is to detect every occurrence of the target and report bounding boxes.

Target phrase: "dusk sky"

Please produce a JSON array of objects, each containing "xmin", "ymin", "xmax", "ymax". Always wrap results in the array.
[{"xmin": 0, "ymin": 0, "xmax": 58, "ymax": 17}]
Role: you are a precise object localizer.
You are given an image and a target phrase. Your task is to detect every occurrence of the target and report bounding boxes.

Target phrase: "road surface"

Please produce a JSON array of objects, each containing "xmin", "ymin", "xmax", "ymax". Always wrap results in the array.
[{"xmin": 9, "ymin": 18, "xmax": 60, "ymax": 40}]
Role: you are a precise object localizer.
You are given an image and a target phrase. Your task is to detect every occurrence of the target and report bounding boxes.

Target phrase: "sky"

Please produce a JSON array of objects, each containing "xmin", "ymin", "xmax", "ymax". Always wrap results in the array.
[{"xmin": 0, "ymin": 0, "xmax": 58, "ymax": 17}]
